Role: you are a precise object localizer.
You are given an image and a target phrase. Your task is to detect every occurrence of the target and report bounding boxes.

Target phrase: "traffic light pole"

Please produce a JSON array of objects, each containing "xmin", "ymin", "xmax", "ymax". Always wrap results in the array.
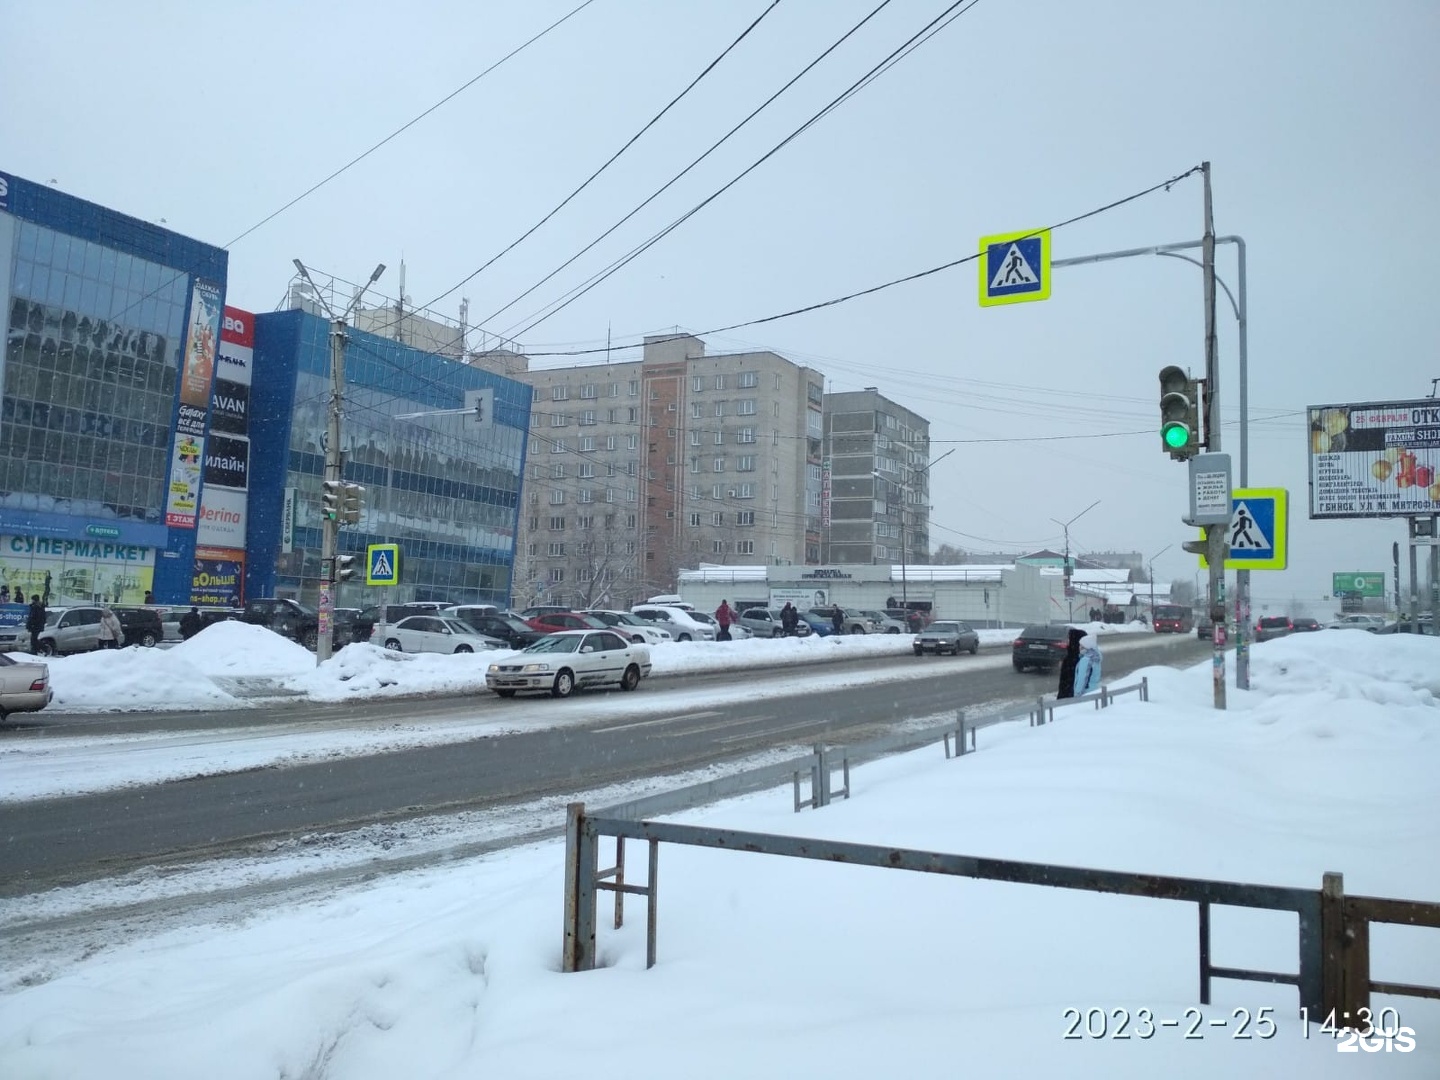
[
  {"xmin": 1200, "ymin": 162, "xmax": 1227, "ymax": 710},
  {"xmin": 317, "ymin": 315, "xmax": 346, "ymax": 666}
]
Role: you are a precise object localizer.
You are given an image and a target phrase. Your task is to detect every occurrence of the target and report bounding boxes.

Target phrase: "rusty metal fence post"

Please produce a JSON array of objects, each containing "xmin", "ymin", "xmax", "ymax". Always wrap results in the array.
[{"xmin": 561, "ymin": 802, "xmax": 599, "ymax": 973}]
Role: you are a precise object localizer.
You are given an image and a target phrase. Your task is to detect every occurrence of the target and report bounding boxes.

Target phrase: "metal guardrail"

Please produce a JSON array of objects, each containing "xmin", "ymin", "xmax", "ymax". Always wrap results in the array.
[{"xmin": 1029, "ymin": 676, "xmax": 1148, "ymax": 726}]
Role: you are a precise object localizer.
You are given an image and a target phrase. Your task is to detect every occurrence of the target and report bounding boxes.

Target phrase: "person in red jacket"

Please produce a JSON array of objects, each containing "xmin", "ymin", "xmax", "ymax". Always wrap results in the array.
[{"xmin": 714, "ymin": 599, "xmax": 735, "ymax": 641}]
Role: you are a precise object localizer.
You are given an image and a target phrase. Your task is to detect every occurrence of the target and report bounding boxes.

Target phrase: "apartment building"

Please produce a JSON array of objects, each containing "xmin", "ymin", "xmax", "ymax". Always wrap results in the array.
[
  {"xmin": 823, "ymin": 388, "xmax": 933, "ymax": 566},
  {"xmin": 513, "ymin": 333, "xmax": 825, "ymax": 609}
]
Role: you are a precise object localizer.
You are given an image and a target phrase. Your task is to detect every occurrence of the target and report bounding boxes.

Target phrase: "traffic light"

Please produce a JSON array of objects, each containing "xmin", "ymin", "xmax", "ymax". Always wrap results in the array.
[
  {"xmin": 321, "ymin": 479, "xmax": 344, "ymax": 520},
  {"xmin": 333, "ymin": 554, "xmax": 357, "ymax": 583},
  {"xmin": 1158, "ymin": 365, "xmax": 1200, "ymax": 460},
  {"xmin": 341, "ymin": 483, "xmax": 365, "ymax": 525}
]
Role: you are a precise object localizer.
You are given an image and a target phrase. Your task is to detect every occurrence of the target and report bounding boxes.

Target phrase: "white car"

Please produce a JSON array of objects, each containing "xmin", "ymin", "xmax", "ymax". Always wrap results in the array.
[
  {"xmin": 1328, "ymin": 613, "xmax": 1387, "ymax": 630},
  {"xmin": 579, "ymin": 609, "xmax": 675, "ymax": 645},
  {"xmin": 688, "ymin": 609, "xmax": 752, "ymax": 640},
  {"xmin": 629, "ymin": 604, "xmax": 717, "ymax": 642},
  {"xmin": 371, "ymin": 615, "xmax": 506, "ymax": 654},
  {"xmin": 486, "ymin": 629, "xmax": 651, "ymax": 698}
]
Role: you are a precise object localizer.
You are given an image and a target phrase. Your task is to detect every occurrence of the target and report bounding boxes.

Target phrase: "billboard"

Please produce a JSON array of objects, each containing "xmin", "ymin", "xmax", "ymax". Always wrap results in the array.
[
  {"xmin": 1308, "ymin": 399, "xmax": 1440, "ymax": 518},
  {"xmin": 1332, "ymin": 572, "xmax": 1385, "ymax": 598}
]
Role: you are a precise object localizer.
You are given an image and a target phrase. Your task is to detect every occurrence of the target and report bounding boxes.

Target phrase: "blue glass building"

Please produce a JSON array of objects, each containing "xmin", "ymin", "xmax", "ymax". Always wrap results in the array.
[
  {"xmin": 0, "ymin": 168, "xmax": 228, "ymax": 606},
  {"xmin": 248, "ymin": 310, "xmax": 531, "ymax": 609}
]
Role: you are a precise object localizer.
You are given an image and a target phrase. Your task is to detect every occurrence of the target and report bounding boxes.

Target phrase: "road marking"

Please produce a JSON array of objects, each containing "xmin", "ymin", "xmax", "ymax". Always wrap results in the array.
[
  {"xmin": 716, "ymin": 718, "xmax": 828, "ymax": 745},
  {"xmin": 593, "ymin": 710, "xmax": 722, "ymax": 734}
]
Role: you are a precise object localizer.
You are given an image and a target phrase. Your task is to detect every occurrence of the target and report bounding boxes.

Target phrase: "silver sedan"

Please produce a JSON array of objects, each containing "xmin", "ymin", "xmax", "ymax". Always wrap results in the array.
[
  {"xmin": 486, "ymin": 629, "xmax": 651, "ymax": 698},
  {"xmin": 913, "ymin": 620, "xmax": 979, "ymax": 656},
  {"xmin": 0, "ymin": 653, "xmax": 53, "ymax": 720}
]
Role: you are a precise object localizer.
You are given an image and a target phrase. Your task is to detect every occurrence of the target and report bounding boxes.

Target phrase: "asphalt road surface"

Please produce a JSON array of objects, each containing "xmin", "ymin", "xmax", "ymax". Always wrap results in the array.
[{"xmin": 3, "ymin": 635, "xmax": 1210, "ymax": 895}]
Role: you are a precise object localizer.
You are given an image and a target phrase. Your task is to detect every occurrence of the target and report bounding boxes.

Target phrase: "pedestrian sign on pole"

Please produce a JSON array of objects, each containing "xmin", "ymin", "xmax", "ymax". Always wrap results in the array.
[
  {"xmin": 1197, "ymin": 488, "xmax": 1288, "ymax": 571},
  {"xmin": 978, "ymin": 228, "xmax": 1051, "ymax": 307},
  {"xmin": 365, "ymin": 543, "xmax": 401, "ymax": 586}
]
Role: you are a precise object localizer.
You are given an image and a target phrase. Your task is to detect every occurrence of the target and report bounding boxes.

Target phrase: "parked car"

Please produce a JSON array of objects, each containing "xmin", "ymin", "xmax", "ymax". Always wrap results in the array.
[
  {"xmin": 517, "ymin": 605, "xmax": 574, "ymax": 619},
  {"xmin": 1152, "ymin": 605, "xmax": 1194, "ymax": 634},
  {"xmin": 355, "ymin": 602, "xmax": 452, "ymax": 643},
  {"xmin": 736, "ymin": 607, "xmax": 811, "ymax": 637},
  {"xmin": 241, "ymin": 597, "xmax": 320, "ymax": 650},
  {"xmin": 797, "ymin": 610, "xmax": 836, "ymax": 637},
  {"xmin": 1290, "ymin": 616, "xmax": 1323, "ymax": 633},
  {"xmin": 857, "ymin": 609, "xmax": 906, "ymax": 634},
  {"xmin": 527, "ymin": 611, "xmax": 609, "ymax": 634},
  {"xmin": 807, "ymin": 607, "xmax": 878, "ymax": 635},
  {"xmin": 1196, "ymin": 612, "xmax": 1216, "ymax": 641},
  {"xmin": 0, "ymin": 653, "xmax": 52, "ymax": 720},
  {"xmin": 485, "ymin": 629, "xmax": 651, "ymax": 698},
  {"xmin": 37, "ymin": 605, "xmax": 162, "ymax": 655},
  {"xmin": 1254, "ymin": 615, "xmax": 1294, "ymax": 642},
  {"xmin": 1012, "ymin": 624, "xmax": 1073, "ymax": 673},
  {"xmin": 629, "ymin": 604, "xmax": 716, "ymax": 642},
  {"xmin": 580, "ymin": 609, "xmax": 675, "ymax": 646},
  {"xmin": 1328, "ymin": 614, "xmax": 1387, "ymax": 631},
  {"xmin": 372, "ymin": 615, "xmax": 506, "ymax": 654},
  {"xmin": 442, "ymin": 608, "xmax": 544, "ymax": 649},
  {"xmin": 689, "ymin": 610, "xmax": 752, "ymax": 640},
  {"xmin": 913, "ymin": 620, "xmax": 979, "ymax": 656},
  {"xmin": 1374, "ymin": 618, "xmax": 1435, "ymax": 636},
  {"xmin": 155, "ymin": 606, "xmax": 240, "ymax": 642}
]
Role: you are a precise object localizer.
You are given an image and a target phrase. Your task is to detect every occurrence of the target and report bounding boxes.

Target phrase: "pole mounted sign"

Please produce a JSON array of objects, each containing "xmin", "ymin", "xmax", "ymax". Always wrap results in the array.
[
  {"xmin": 1307, "ymin": 399, "xmax": 1440, "ymax": 518},
  {"xmin": 1187, "ymin": 453, "xmax": 1231, "ymax": 526},
  {"xmin": 1332, "ymin": 572, "xmax": 1385, "ymax": 598},
  {"xmin": 1197, "ymin": 487, "xmax": 1288, "ymax": 571},
  {"xmin": 978, "ymin": 228, "xmax": 1051, "ymax": 307},
  {"xmin": 365, "ymin": 543, "xmax": 401, "ymax": 586}
]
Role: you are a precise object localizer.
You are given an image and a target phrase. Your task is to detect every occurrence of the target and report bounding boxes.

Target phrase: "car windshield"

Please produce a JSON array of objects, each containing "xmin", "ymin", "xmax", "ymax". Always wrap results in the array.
[
  {"xmin": 524, "ymin": 634, "xmax": 583, "ymax": 654},
  {"xmin": 690, "ymin": 612, "xmax": 717, "ymax": 626},
  {"xmin": 1155, "ymin": 606, "xmax": 1187, "ymax": 618}
]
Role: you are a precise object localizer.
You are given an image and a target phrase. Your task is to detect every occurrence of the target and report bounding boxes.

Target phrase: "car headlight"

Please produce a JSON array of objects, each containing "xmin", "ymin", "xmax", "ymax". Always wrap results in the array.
[
  {"xmin": 521, "ymin": 663, "xmax": 552, "ymax": 673},
  {"xmin": 487, "ymin": 664, "xmax": 501, "ymax": 673},
  {"xmin": 913, "ymin": 635, "xmax": 922, "ymax": 643}
]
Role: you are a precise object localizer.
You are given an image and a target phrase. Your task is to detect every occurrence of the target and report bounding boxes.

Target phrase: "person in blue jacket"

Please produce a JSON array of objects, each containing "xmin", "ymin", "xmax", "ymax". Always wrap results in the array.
[{"xmin": 1074, "ymin": 632, "xmax": 1103, "ymax": 695}]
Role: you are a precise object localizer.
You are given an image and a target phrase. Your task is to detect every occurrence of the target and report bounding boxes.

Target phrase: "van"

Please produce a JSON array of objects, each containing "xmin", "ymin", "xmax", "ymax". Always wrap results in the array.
[{"xmin": 1152, "ymin": 605, "xmax": 1194, "ymax": 634}]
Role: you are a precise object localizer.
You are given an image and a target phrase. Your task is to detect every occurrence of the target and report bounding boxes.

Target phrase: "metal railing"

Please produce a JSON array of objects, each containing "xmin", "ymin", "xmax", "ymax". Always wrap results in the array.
[{"xmin": 1030, "ymin": 677, "xmax": 1148, "ymax": 726}]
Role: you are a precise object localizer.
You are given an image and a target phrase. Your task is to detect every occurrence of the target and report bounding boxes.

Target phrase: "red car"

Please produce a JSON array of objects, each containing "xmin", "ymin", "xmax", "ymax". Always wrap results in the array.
[{"xmin": 525, "ymin": 611, "xmax": 609, "ymax": 634}]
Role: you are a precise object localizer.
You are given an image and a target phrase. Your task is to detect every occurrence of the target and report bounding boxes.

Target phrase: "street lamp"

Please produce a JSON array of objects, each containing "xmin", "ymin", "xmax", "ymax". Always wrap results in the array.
[
  {"xmin": 293, "ymin": 259, "xmax": 385, "ymax": 666},
  {"xmin": 873, "ymin": 448, "xmax": 954, "ymax": 613},
  {"xmin": 1148, "ymin": 543, "xmax": 1172, "ymax": 619},
  {"xmin": 1051, "ymin": 500, "xmax": 1101, "ymax": 621}
]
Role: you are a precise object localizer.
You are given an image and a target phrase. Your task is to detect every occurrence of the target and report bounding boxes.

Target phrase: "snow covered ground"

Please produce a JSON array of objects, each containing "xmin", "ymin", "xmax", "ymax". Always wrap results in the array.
[{"xmin": 1, "ymin": 629, "xmax": 1437, "ymax": 1077}]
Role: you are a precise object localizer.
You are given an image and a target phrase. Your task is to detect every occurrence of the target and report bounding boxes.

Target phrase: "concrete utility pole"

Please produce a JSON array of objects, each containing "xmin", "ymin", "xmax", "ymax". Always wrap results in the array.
[
  {"xmin": 1052, "ymin": 499, "xmax": 1101, "ymax": 621},
  {"xmin": 295, "ymin": 259, "xmax": 386, "ymax": 666},
  {"xmin": 1200, "ymin": 163, "xmax": 1227, "ymax": 709}
]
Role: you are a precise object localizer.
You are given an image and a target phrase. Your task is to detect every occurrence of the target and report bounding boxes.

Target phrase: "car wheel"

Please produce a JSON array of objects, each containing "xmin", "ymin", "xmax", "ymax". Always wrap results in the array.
[
  {"xmin": 677, "ymin": 633, "xmax": 692, "ymax": 642},
  {"xmin": 302, "ymin": 629, "xmax": 319, "ymax": 650},
  {"xmin": 969, "ymin": 642, "xmax": 978, "ymax": 655},
  {"xmin": 620, "ymin": 664, "xmax": 641, "ymax": 691},
  {"xmin": 551, "ymin": 669, "xmax": 575, "ymax": 698},
  {"xmin": 39, "ymin": 641, "xmax": 57, "ymax": 657},
  {"xmin": 384, "ymin": 638, "xmax": 402, "ymax": 651},
  {"xmin": 454, "ymin": 644, "xmax": 474, "ymax": 654},
  {"xmin": 494, "ymin": 689, "xmax": 517, "ymax": 698},
  {"xmin": 913, "ymin": 648, "xmax": 923, "ymax": 657},
  {"xmin": 849, "ymin": 625, "xmax": 864, "ymax": 634},
  {"xmin": 139, "ymin": 631, "xmax": 158, "ymax": 648},
  {"xmin": 1013, "ymin": 661, "xmax": 1025, "ymax": 672}
]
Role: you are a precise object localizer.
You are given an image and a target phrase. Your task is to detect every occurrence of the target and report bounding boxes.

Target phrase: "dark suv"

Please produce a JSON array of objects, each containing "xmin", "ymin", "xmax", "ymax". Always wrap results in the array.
[
  {"xmin": 1254, "ymin": 615, "xmax": 1293, "ymax": 642},
  {"xmin": 241, "ymin": 598, "xmax": 320, "ymax": 649},
  {"xmin": 111, "ymin": 607, "xmax": 165, "ymax": 648},
  {"xmin": 1012, "ymin": 624, "xmax": 1073, "ymax": 673}
]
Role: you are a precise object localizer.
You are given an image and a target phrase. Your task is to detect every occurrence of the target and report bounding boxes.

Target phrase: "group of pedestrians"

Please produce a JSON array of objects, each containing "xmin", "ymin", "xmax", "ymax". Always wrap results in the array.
[
  {"xmin": 1056, "ymin": 628, "xmax": 1102, "ymax": 699},
  {"xmin": 711, "ymin": 599, "xmax": 809, "ymax": 639}
]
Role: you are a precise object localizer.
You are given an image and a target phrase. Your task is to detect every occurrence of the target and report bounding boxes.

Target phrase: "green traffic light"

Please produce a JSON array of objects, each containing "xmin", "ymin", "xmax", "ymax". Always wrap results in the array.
[{"xmin": 1162, "ymin": 422, "xmax": 1190, "ymax": 449}]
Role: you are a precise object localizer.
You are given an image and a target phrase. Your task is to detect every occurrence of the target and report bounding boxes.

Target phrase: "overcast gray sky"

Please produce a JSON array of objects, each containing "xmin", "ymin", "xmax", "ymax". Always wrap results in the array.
[{"xmin": 4, "ymin": 0, "xmax": 1437, "ymax": 604}]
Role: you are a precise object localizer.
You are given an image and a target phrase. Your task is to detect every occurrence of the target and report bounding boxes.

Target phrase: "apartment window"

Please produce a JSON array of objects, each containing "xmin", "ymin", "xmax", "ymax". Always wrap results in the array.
[
  {"xmin": 580, "ymin": 384, "xmax": 597, "ymax": 399},
  {"xmin": 551, "ymin": 464, "xmax": 566, "ymax": 479},
  {"xmin": 577, "ymin": 515, "xmax": 594, "ymax": 530},
  {"xmin": 532, "ymin": 464, "xmax": 547, "ymax": 479},
  {"xmin": 548, "ymin": 542, "xmax": 566, "ymax": 557},
  {"xmin": 579, "ymin": 436, "xmax": 596, "ymax": 452},
  {"xmin": 711, "ymin": 511, "xmax": 724, "ymax": 526},
  {"xmin": 528, "ymin": 516, "xmax": 540, "ymax": 531},
  {"xmin": 737, "ymin": 540, "xmax": 755, "ymax": 555},
  {"xmin": 531, "ymin": 413, "xmax": 543, "ymax": 430},
  {"xmin": 738, "ymin": 427, "xmax": 755, "ymax": 443},
  {"xmin": 627, "ymin": 407, "xmax": 639, "ymax": 423},
  {"xmin": 689, "ymin": 513, "xmax": 702, "ymax": 527},
  {"xmin": 528, "ymin": 492, "xmax": 540, "ymax": 507},
  {"xmin": 576, "ymin": 565, "xmax": 593, "ymax": 581},
  {"xmin": 714, "ymin": 430, "xmax": 724, "ymax": 445},
  {"xmin": 691, "ymin": 375, "xmax": 704, "ymax": 392},
  {"xmin": 736, "ymin": 482, "xmax": 754, "ymax": 499},
  {"xmin": 775, "ymin": 373, "xmax": 783, "ymax": 390},
  {"xmin": 579, "ymin": 463, "xmax": 595, "ymax": 479},
  {"xmin": 609, "ymin": 382, "xmax": 620, "ymax": 398},
  {"xmin": 712, "ymin": 540, "xmax": 726, "ymax": 554},
  {"xmin": 626, "ymin": 487, "xmax": 638, "ymax": 502},
  {"xmin": 667, "ymin": 402, "xmax": 678, "ymax": 412},
  {"xmin": 626, "ymin": 514, "xmax": 637, "ymax": 528},
  {"xmin": 551, "ymin": 386, "xmax": 569, "ymax": 401},
  {"xmin": 649, "ymin": 387, "xmax": 660, "ymax": 401},
  {"xmin": 737, "ymin": 399, "xmax": 756, "ymax": 416},
  {"xmin": 605, "ymin": 487, "xmax": 615, "ymax": 503},
  {"xmin": 712, "ymin": 484, "xmax": 724, "ymax": 499},
  {"xmin": 690, "ymin": 402, "xmax": 703, "ymax": 419},
  {"xmin": 738, "ymin": 455, "xmax": 756, "ymax": 472},
  {"xmin": 605, "ymin": 434, "xmax": 617, "ymax": 451},
  {"xmin": 627, "ymin": 461, "xmax": 638, "ymax": 476},
  {"xmin": 527, "ymin": 543, "xmax": 537, "ymax": 557},
  {"xmin": 713, "ymin": 402, "xmax": 725, "ymax": 417},
  {"xmin": 549, "ymin": 568, "xmax": 565, "ymax": 583},
  {"xmin": 739, "ymin": 371, "xmax": 758, "ymax": 388},
  {"xmin": 550, "ymin": 412, "xmax": 569, "ymax": 427},
  {"xmin": 773, "ymin": 403, "xmax": 780, "ymax": 417},
  {"xmin": 628, "ymin": 379, "xmax": 639, "ymax": 396},
  {"xmin": 551, "ymin": 438, "xmax": 569, "ymax": 453},
  {"xmin": 689, "ymin": 430, "xmax": 702, "ymax": 447},
  {"xmin": 580, "ymin": 410, "xmax": 596, "ymax": 426},
  {"xmin": 549, "ymin": 490, "xmax": 566, "ymax": 505},
  {"xmin": 529, "ymin": 438, "xmax": 542, "ymax": 454},
  {"xmin": 737, "ymin": 510, "xmax": 755, "ymax": 526},
  {"xmin": 714, "ymin": 374, "xmax": 726, "ymax": 390},
  {"xmin": 605, "ymin": 514, "xmax": 617, "ymax": 528},
  {"xmin": 626, "ymin": 433, "xmax": 638, "ymax": 449},
  {"xmin": 580, "ymin": 489, "xmax": 595, "ymax": 504},
  {"xmin": 690, "ymin": 540, "xmax": 702, "ymax": 552},
  {"xmin": 549, "ymin": 515, "xmax": 565, "ymax": 530},
  {"xmin": 606, "ymin": 463, "xmax": 616, "ymax": 476},
  {"xmin": 713, "ymin": 458, "xmax": 726, "ymax": 473},
  {"xmin": 604, "ymin": 540, "xmax": 616, "ymax": 555},
  {"xmin": 625, "ymin": 541, "xmax": 637, "ymax": 555}
]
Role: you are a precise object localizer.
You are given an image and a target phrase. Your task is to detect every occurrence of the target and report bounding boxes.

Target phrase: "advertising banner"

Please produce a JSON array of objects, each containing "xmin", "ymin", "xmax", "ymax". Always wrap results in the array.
[
  {"xmin": 180, "ymin": 280, "xmax": 223, "ymax": 409},
  {"xmin": 210, "ymin": 378, "xmax": 249, "ymax": 435},
  {"xmin": 770, "ymin": 586, "xmax": 830, "ymax": 608},
  {"xmin": 191, "ymin": 548, "xmax": 244, "ymax": 608},
  {"xmin": 203, "ymin": 433, "xmax": 249, "ymax": 491},
  {"xmin": 281, "ymin": 487, "xmax": 296, "ymax": 554},
  {"xmin": 196, "ymin": 485, "xmax": 247, "ymax": 548},
  {"xmin": 1332, "ymin": 572, "xmax": 1385, "ymax": 598},
  {"xmin": 1308, "ymin": 400, "xmax": 1440, "ymax": 518},
  {"xmin": 0, "ymin": 534, "xmax": 155, "ymax": 606},
  {"xmin": 195, "ymin": 306, "xmax": 254, "ymax": 544},
  {"xmin": 820, "ymin": 457, "xmax": 831, "ymax": 529},
  {"xmin": 163, "ymin": 407, "xmax": 205, "ymax": 528},
  {"xmin": 218, "ymin": 306, "xmax": 254, "ymax": 385}
]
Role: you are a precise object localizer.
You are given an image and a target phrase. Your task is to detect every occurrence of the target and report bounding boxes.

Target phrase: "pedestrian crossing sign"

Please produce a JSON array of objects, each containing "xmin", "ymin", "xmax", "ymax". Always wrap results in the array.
[
  {"xmin": 1197, "ymin": 488, "xmax": 1288, "ymax": 571},
  {"xmin": 979, "ymin": 228, "xmax": 1051, "ymax": 307},
  {"xmin": 365, "ymin": 543, "xmax": 401, "ymax": 586}
]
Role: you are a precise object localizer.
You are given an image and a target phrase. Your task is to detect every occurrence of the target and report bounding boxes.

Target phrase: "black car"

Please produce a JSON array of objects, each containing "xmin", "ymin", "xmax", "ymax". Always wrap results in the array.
[
  {"xmin": 111, "ymin": 606, "xmax": 165, "ymax": 648},
  {"xmin": 1012, "ymin": 624, "xmax": 1073, "ymax": 673},
  {"xmin": 241, "ymin": 597, "xmax": 320, "ymax": 650},
  {"xmin": 446, "ymin": 609, "xmax": 544, "ymax": 649},
  {"xmin": 1290, "ymin": 616, "xmax": 1323, "ymax": 633}
]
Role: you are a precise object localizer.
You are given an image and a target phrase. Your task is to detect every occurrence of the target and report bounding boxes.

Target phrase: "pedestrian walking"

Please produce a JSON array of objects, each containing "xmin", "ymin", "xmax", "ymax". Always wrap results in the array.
[
  {"xmin": 830, "ymin": 605, "xmax": 845, "ymax": 635},
  {"xmin": 26, "ymin": 595, "xmax": 46, "ymax": 654},
  {"xmin": 1074, "ymin": 633, "xmax": 1103, "ymax": 695},
  {"xmin": 1056, "ymin": 627, "xmax": 1086, "ymax": 699},
  {"xmin": 98, "ymin": 606, "xmax": 123, "ymax": 649},
  {"xmin": 780, "ymin": 602, "xmax": 798, "ymax": 636},
  {"xmin": 906, "ymin": 609, "xmax": 923, "ymax": 633},
  {"xmin": 180, "ymin": 606, "xmax": 203, "ymax": 641},
  {"xmin": 714, "ymin": 599, "xmax": 735, "ymax": 642}
]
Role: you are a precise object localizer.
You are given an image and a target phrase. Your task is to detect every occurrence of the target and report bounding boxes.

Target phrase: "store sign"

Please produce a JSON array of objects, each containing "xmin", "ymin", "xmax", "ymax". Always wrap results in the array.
[
  {"xmin": 1332, "ymin": 572, "xmax": 1385, "ymax": 598},
  {"xmin": 1308, "ymin": 399, "xmax": 1440, "ymax": 518},
  {"xmin": 196, "ymin": 486, "xmax": 247, "ymax": 548},
  {"xmin": 203, "ymin": 433, "xmax": 249, "ymax": 491},
  {"xmin": 0, "ymin": 170, "xmax": 10, "ymax": 211},
  {"xmin": 281, "ymin": 487, "xmax": 296, "ymax": 554},
  {"xmin": 191, "ymin": 550, "xmax": 244, "ymax": 608},
  {"xmin": 210, "ymin": 378, "xmax": 249, "ymax": 435}
]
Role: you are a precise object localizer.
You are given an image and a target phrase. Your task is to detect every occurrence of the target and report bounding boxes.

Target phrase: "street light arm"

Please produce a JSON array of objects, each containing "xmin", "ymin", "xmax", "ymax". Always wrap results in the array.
[
  {"xmin": 291, "ymin": 258, "xmax": 337, "ymax": 319},
  {"xmin": 1156, "ymin": 251, "xmax": 1239, "ymax": 320}
]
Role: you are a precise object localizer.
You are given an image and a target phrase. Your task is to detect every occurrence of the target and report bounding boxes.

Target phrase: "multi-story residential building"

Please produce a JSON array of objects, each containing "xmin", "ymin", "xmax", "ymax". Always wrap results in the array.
[
  {"xmin": 823, "ymin": 389, "xmax": 932, "ymax": 566},
  {"xmin": 512, "ymin": 333, "xmax": 825, "ymax": 609}
]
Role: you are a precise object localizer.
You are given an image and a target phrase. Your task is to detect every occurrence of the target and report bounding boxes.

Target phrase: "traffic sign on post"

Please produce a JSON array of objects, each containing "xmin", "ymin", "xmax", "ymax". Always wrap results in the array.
[
  {"xmin": 1197, "ymin": 488, "xmax": 1289, "ymax": 571},
  {"xmin": 978, "ymin": 228, "xmax": 1051, "ymax": 307},
  {"xmin": 365, "ymin": 543, "xmax": 401, "ymax": 586}
]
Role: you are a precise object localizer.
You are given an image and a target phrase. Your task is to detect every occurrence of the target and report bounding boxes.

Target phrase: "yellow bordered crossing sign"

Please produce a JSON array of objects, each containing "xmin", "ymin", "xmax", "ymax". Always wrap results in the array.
[
  {"xmin": 366, "ymin": 543, "xmax": 401, "ymax": 586},
  {"xmin": 1197, "ymin": 488, "xmax": 1288, "ymax": 571},
  {"xmin": 979, "ymin": 228, "xmax": 1051, "ymax": 307}
]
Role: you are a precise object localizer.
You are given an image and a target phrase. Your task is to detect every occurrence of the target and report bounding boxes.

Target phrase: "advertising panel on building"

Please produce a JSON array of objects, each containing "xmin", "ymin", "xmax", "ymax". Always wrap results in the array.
[
  {"xmin": 1308, "ymin": 399, "xmax": 1440, "ymax": 518},
  {"xmin": 193, "ymin": 306, "xmax": 253, "ymax": 604}
]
